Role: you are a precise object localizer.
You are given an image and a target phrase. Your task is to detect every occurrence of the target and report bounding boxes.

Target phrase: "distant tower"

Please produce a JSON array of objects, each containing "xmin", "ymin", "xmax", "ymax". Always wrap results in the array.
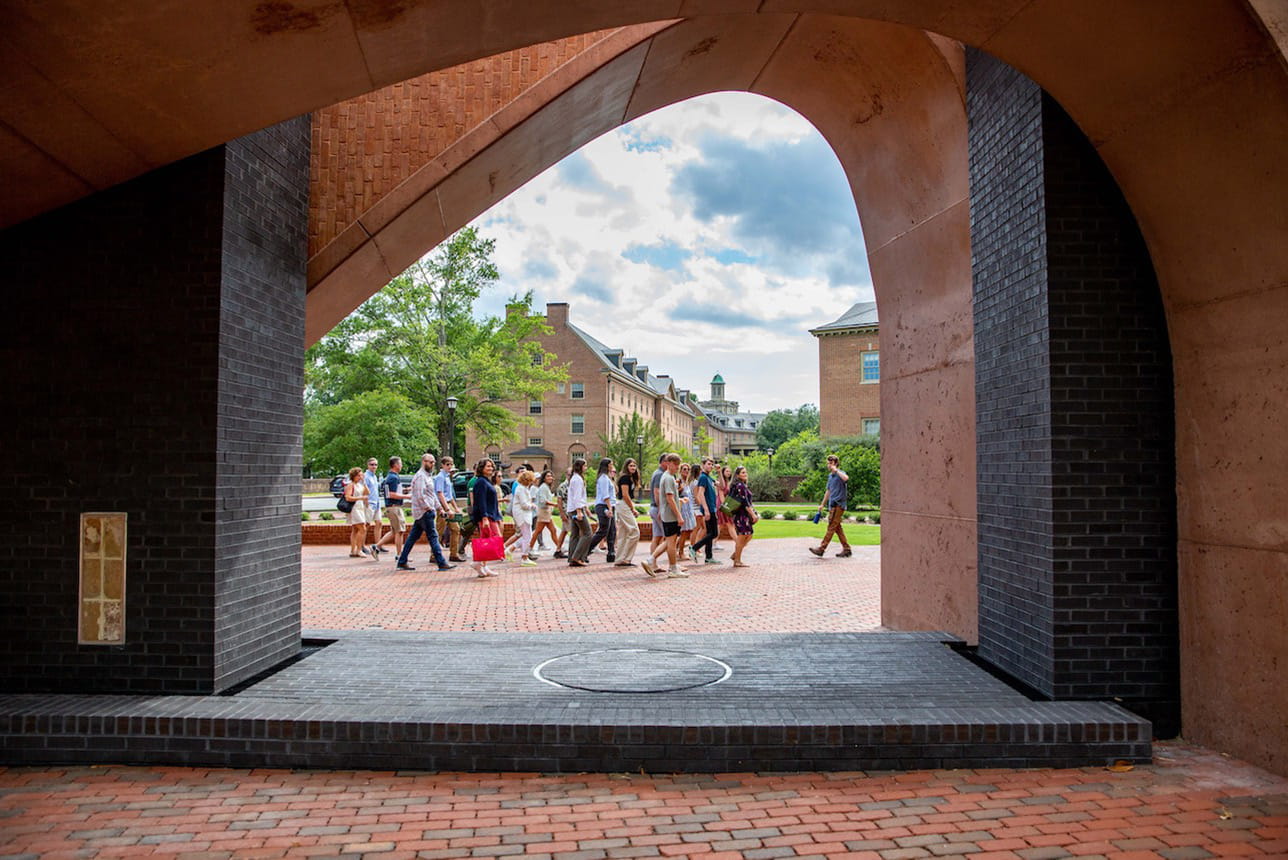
[{"xmin": 710, "ymin": 373, "xmax": 725, "ymax": 402}]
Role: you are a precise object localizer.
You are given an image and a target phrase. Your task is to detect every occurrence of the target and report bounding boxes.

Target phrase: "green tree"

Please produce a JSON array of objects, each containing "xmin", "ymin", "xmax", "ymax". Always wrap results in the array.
[
  {"xmin": 724, "ymin": 450, "xmax": 787, "ymax": 502},
  {"xmin": 597, "ymin": 412, "xmax": 668, "ymax": 471},
  {"xmin": 772, "ymin": 427, "xmax": 819, "ymax": 475},
  {"xmin": 756, "ymin": 404, "xmax": 820, "ymax": 452},
  {"xmin": 305, "ymin": 227, "xmax": 568, "ymax": 456},
  {"xmin": 794, "ymin": 436, "xmax": 881, "ymax": 509},
  {"xmin": 302, "ymin": 389, "xmax": 437, "ymax": 477}
]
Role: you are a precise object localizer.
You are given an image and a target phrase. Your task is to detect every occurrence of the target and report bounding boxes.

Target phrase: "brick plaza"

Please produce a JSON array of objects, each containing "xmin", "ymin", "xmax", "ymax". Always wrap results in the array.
[
  {"xmin": 3, "ymin": 743, "xmax": 1286, "ymax": 858},
  {"xmin": 301, "ymin": 538, "xmax": 881, "ymax": 634},
  {"xmin": 4, "ymin": 539, "xmax": 1286, "ymax": 856}
]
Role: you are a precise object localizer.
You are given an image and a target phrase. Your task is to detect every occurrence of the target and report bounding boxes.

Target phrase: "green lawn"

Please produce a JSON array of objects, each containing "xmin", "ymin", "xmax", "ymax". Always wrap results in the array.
[
  {"xmin": 630, "ymin": 510, "xmax": 880, "ymax": 544},
  {"xmin": 751, "ymin": 519, "xmax": 880, "ymax": 543}
]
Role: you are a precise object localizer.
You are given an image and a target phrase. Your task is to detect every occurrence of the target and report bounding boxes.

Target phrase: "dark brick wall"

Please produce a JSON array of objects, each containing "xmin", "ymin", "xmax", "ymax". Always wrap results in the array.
[
  {"xmin": 1041, "ymin": 97, "xmax": 1177, "ymax": 721},
  {"xmin": 968, "ymin": 49, "xmax": 1178, "ymax": 731},
  {"xmin": 214, "ymin": 118, "xmax": 309, "ymax": 689},
  {"xmin": 968, "ymin": 52, "xmax": 1056, "ymax": 694},
  {"xmin": 0, "ymin": 118, "xmax": 307, "ymax": 694}
]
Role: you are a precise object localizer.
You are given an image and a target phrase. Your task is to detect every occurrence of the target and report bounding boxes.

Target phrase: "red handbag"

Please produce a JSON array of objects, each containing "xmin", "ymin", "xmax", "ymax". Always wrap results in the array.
[{"xmin": 470, "ymin": 522, "xmax": 505, "ymax": 562}]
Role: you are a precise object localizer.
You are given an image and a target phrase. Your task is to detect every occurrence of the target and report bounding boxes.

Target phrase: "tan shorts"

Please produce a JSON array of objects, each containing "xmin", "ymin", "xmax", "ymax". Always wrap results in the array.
[{"xmin": 385, "ymin": 505, "xmax": 405, "ymax": 534}]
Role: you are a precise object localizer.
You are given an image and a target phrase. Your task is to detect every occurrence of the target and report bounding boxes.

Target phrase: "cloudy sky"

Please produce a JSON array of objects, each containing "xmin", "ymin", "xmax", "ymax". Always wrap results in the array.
[{"xmin": 470, "ymin": 92, "xmax": 872, "ymax": 414}]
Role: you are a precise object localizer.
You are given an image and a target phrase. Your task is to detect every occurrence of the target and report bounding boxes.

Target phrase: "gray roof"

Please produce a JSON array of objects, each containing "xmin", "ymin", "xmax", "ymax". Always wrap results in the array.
[
  {"xmin": 809, "ymin": 301, "xmax": 879, "ymax": 334},
  {"xmin": 568, "ymin": 322, "xmax": 696, "ymax": 415},
  {"xmin": 702, "ymin": 408, "xmax": 766, "ymax": 432},
  {"xmin": 509, "ymin": 446, "xmax": 554, "ymax": 458}
]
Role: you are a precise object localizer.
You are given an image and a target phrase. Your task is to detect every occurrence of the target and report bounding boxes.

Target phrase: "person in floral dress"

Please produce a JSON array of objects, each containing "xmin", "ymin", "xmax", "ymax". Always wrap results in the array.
[{"xmin": 726, "ymin": 465, "xmax": 757, "ymax": 568}]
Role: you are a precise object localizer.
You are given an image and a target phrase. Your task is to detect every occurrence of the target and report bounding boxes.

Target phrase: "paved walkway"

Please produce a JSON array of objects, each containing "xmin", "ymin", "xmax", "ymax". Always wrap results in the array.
[
  {"xmin": 302, "ymin": 539, "xmax": 881, "ymax": 633},
  {"xmin": 2, "ymin": 742, "xmax": 1286, "ymax": 859}
]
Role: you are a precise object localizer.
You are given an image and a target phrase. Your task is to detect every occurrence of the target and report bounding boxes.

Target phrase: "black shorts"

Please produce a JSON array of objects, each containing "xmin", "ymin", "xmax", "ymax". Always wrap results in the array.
[{"xmin": 660, "ymin": 520, "xmax": 681, "ymax": 538}]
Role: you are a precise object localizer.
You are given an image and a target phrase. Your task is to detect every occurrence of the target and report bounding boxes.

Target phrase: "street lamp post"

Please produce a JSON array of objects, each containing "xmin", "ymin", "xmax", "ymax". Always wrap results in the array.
[
  {"xmin": 446, "ymin": 396, "xmax": 458, "ymax": 462},
  {"xmin": 636, "ymin": 434, "xmax": 644, "ymax": 466},
  {"xmin": 767, "ymin": 447, "xmax": 775, "ymax": 471}
]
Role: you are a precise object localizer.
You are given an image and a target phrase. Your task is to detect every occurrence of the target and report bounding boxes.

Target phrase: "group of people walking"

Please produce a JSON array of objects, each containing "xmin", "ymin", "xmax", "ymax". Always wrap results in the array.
[{"xmin": 341, "ymin": 450, "xmax": 799, "ymax": 579}]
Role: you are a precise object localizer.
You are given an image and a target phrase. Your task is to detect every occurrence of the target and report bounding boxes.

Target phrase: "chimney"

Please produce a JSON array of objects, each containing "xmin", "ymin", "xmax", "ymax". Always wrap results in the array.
[
  {"xmin": 545, "ymin": 302, "xmax": 569, "ymax": 328},
  {"xmin": 505, "ymin": 302, "xmax": 526, "ymax": 319}
]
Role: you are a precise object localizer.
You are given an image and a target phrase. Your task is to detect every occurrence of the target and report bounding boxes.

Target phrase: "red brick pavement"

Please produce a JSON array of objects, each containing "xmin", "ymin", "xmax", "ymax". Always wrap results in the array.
[
  {"xmin": 2, "ymin": 742, "xmax": 1286, "ymax": 858},
  {"xmin": 303, "ymin": 538, "xmax": 881, "ymax": 633}
]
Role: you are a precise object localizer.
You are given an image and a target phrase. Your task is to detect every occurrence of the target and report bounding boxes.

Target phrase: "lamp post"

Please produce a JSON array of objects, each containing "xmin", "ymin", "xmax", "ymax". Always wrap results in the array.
[
  {"xmin": 446, "ymin": 396, "xmax": 458, "ymax": 462},
  {"xmin": 767, "ymin": 447, "xmax": 775, "ymax": 471},
  {"xmin": 636, "ymin": 434, "xmax": 644, "ymax": 466}
]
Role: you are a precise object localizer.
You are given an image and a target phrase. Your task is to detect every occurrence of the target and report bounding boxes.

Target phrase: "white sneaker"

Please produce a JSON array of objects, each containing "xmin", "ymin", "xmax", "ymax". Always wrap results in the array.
[
  {"xmin": 521, "ymin": 559, "xmax": 537, "ymax": 567},
  {"xmin": 667, "ymin": 567, "xmax": 689, "ymax": 578}
]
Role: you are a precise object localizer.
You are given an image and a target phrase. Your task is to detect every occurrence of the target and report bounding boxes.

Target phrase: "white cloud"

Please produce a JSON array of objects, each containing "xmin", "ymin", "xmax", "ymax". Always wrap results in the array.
[{"xmin": 472, "ymin": 92, "xmax": 873, "ymax": 413}]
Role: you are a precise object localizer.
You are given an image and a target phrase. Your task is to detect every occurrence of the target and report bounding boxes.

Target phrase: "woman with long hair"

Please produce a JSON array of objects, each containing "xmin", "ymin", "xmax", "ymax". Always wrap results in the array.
[
  {"xmin": 716, "ymin": 464, "xmax": 736, "ymax": 541},
  {"xmin": 344, "ymin": 467, "xmax": 375, "ymax": 559},
  {"xmin": 676, "ymin": 463, "xmax": 697, "ymax": 562},
  {"xmin": 565, "ymin": 458, "xmax": 592, "ymax": 567},
  {"xmin": 585, "ymin": 457, "xmax": 616, "ymax": 562},
  {"xmin": 511, "ymin": 469, "xmax": 539, "ymax": 567},
  {"xmin": 613, "ymin": 458, "xmax": 641, "ymax": 566},
  {"xmin": 727, "ymin": 465, "xmax": 757, "ymax": 568},
  {"xmin": 533, "ymin": 469, "xmax": 559, "ymax": 555},
  {"xmin": 470, "ymin": 458, "xmax": 503, "ymax": 578}
]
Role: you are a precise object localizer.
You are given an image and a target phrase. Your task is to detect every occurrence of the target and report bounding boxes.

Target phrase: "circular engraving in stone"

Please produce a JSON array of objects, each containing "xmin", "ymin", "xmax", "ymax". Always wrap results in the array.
[{"xmin": 534, "ymin": 649, "xmax": 732, "ymax": 693}]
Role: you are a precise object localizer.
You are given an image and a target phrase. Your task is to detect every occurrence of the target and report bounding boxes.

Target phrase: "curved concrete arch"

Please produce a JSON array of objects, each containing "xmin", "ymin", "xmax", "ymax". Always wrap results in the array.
[
  {"xmin": 309, "ymin": 13, "xmax": 979, "ymax": 643},
  {"xmin": 3, "ymin": 0, "xmax": 1287, "ymax": 770}
]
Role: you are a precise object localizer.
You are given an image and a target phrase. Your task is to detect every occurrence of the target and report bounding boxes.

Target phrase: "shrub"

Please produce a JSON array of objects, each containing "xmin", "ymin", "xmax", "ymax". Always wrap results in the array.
[
  {"xmin": 869, "ymin": 511, "xmax": 881, "ymax": 524},
  {"xmin": 759, "ymin": 509, "xmax": 777, "ymax": 519},
  {"xmin": 319, "ymin": 511, "xmax": 335, "ymax": 521},
  {"xmin": 782, "ymin": 510, "xmax": 799, "ymax": 521},
  {"xmin": 301, "ymin": 512, "xmax": 311, "ymax": 521},
  {"xmin": 794, "ymin": 437, "xmax": 881, "ymax": 509}
]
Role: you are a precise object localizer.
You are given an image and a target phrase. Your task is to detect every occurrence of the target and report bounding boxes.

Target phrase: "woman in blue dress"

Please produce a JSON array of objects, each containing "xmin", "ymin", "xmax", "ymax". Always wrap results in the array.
[
  {"xmin": 469, "ymin": 458, "xmax": 503, "ymax": 578},
  {"xmin": 727, "ymin": 465, "xmax": 757, "ymax": 568},
  {"xmin": 678, "ymin": 463, "xmax": 697, "ymax": 561}
]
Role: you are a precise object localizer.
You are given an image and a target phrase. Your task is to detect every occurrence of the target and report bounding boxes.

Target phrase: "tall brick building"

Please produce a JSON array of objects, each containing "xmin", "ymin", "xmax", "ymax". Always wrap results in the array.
[
  {"xmin": 464, "ymin": 303, "xmax": 704, "ymax": 473},
  {"xmin": 810, "ymin": 302, "xmax": 881, "ymax": 437}
]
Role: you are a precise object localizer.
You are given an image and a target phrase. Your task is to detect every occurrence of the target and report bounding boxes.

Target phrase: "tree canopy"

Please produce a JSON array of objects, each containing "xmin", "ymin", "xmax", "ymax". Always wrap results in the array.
[
  {"xmin": 303, "ymin": 390, "xmax": 437, "ymax": 477},
  {"xmin": 755, "ymin": 404, "xmax": 819, "ymax": 451},
  {"xmin": 597, "ymin": 413, "xmax": 669, "ymax": 473},
  {"xmin": 304, "ymin": 227, "xmax": 568, "ymax": 473}
]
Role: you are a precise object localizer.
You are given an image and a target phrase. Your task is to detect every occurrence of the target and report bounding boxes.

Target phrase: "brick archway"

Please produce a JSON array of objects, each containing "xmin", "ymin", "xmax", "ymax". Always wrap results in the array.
[
  {"xmin": 308, "ymin": 14, "xmax": 981, "ymax": 651},
  {"xmin": 2, "ymin": 0, "xmax": 1286, "ymax": 773}
]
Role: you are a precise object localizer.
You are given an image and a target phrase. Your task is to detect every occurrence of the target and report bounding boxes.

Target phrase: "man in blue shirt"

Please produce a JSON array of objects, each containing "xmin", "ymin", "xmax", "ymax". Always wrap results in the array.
[
  {"xmin": 363, "ymin": 458, "xmax": 386, "ymax": 555},
  {"xmin": 434, "ymin": 456, "xmax": 465, "ymax": 562},
  {"xmin": 374, "ymin": 456, "xmax": 409, "ymax": 556},
  {"xmin": 810, "ymin": 454, "xmax": 852, "ymax": 558},
  {"xmin": 690, "ymin": 457, "xmax": 722, "ymax": 564}
]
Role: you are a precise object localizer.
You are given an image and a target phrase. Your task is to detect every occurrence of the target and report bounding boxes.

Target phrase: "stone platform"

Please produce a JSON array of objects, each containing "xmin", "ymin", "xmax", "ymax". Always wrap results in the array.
[{"xmin": 0, "ymin": 631, "xmax": 1150, "ymax": 773}]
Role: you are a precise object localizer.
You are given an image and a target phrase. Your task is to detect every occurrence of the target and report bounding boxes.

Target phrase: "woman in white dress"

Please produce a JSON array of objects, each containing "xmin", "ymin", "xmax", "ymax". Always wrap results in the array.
[{"xmin": 343, "ymin": 467, "xmax": 373, "ymax": 559}]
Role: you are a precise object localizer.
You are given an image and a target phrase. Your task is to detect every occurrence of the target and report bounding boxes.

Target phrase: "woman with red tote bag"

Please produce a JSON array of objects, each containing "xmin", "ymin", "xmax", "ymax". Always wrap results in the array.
[{"xmin": 469, "ymin": 458, "xmax": 505, "ymax": 578}]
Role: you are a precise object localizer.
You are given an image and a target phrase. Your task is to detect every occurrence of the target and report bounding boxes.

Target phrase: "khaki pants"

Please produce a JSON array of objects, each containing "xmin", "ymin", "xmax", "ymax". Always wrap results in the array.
[
  {"xmin": 613, "ymin": 500, "xmax": 640, "ymax": 563},
  {"xmin": 437, "ymin": 513, "xmax": 462, "ymax": 559},
  {"xmin": 821, "ymin": 504, "xmax": 849, "ymax": 549}
]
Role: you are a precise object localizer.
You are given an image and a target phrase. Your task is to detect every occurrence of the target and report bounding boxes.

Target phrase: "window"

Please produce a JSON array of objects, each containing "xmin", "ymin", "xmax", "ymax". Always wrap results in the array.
[
  {"xmin": 863, "ymin": 418, "xmax": 881, "ymax": 436},
  {"xmin": 528, "ymin": 437, "xmax": 543, "ymax": 447},
  {"xmin": 528, "ymin": 400, "xmax": 542, "ymax": 415},
  {"xmin": 531, "ymin": 353, "xmax": 542, "ymax": 366},
  {"xmin": 571, "ymin": 414, "xmax": 585, "ymax": 435},
  {"xmin": 556, "ymin": 382, "xmax": 565, "ymax": 394},
  {"xmin": 862, "ymin": 351, "xmax": 880, "ymax": 382},
  {"xmin": 571, "ymin": 382, "xmax": 585, "ymax": 399}
]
